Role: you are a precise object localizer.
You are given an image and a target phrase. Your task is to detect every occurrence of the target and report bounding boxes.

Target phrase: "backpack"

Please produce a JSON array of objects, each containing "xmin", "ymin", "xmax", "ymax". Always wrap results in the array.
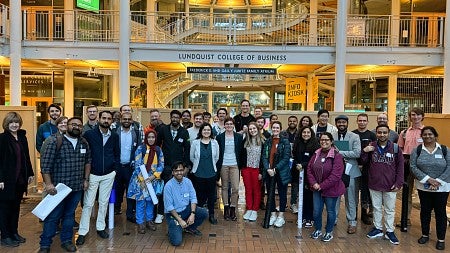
[{"xmin": 416, "ymin": 144, "xmax": 447, "ymax": 158}]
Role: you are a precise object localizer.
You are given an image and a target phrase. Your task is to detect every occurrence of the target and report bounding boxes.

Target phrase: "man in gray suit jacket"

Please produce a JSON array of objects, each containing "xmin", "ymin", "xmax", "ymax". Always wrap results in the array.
[{"xmin": 332, "ymin": 115, "xmax": 361, "ymax": 235}]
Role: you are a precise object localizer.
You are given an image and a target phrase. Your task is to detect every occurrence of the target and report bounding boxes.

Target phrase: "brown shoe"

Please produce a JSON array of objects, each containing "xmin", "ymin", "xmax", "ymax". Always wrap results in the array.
[
  {"xmin": 347, "ymin": 225, "xmax": 357, "ymax": 234},
  {"xmin": 138, "ymin": 224, "xmax": 146, "ymax": 234},
  {"xmin": 146, "ymin": 221, "xmax": 157, "ymax": 231}
]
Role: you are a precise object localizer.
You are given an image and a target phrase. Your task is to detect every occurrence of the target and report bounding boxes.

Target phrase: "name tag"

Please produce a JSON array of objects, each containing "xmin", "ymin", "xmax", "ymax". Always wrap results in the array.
[
  {"xmin": 183, "ymin": 193, "xmax": 189, "ymax": 198},
  {"xmin": 276, "ymin": 144, "xmax": 278, "ymax": 148},
  {"xmin": 386, "ymin": 153, "xmax": 393, "ymax": 158},
  {"xmin": 146, "ymin": 149, "xmax": 150, "ymax": 154},
  {"xmin": 417, "ymin": 138, "xmax": 423, "ymax": 143},
  {"xmin": 305, "ymin": 152, "xmax": 310, "ymax": 156},
  {"xmin": 133, "ymin": 142, "xmax": 137, "ymax": 147},
  {"xmin": 321, "ymin": 158, "xmax": 325, "ymax": 163},
  {"xmin": 178, "ymin": 138, "xmax": 184, "ymax": 143},
  {"xmin": 435, "ymin": 154, "xmax": 443, "ymax": 159},
  {"xmin": 80, "ymin": 149, "xmax": 86, "ymax": 154}
]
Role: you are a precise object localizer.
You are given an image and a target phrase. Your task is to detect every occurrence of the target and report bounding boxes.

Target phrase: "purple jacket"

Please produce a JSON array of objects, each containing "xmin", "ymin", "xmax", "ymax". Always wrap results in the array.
[
  {"xmin": 307, "ymin": 147, "xmax": 346, "ymax": 197},
  {"xmin": 361, "ymin": 141, "xmax": 404, "ymax": 192}
]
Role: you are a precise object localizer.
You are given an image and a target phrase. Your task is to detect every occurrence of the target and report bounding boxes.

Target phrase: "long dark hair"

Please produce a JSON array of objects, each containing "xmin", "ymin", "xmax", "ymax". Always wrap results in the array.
[{"xmin": 293, "ymin": 126, "xmax": 320, "ymax": 155}]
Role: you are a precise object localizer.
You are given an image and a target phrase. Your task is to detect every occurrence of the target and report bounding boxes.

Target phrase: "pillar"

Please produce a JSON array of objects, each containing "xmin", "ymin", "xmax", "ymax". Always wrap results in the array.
[
  {"xmin": 391, "ymin": 0, "xmax": 400, "ymax": 46},
  {"xmin": 10, "ymin": 0, "xmax": 21, "ymax": 106},
  {"xmin": 64, "ymin": 0, "xmax": 74, "ymax": 41},
  {"xmin": 387, "ymin": 75, "xmax": 397, "ymax": 130},
  {"xmin": 64, "ymin": 69, "xmax": 74, "ymax": 117},
  {"xmin": 443, "ymin": 0, "xmax": 450, "ymax": 113},
  {"xmin": 334, "ymin": 0, "xmax": 348, "ymax": 112},
  {"xmin": 309, "ymin": 0, "xmax": 317, "ymax": 45},
  {"xmin": 147, "ymin": 0, "xmax": 156, "ymax": 42},
  {"xmin": 146, "ymin": 71, "xmax": 155, "ymax": 108},
  {"xmin": 119, "ymin": 0, "xmax": 130, "ymax": 106},
  {"xmin": 307, "ymin": 73, "xmax": 315, "ymax": 111},
  {"xmin": 111, "ymin": 70, "xmax": 120, "ymax": 107}
]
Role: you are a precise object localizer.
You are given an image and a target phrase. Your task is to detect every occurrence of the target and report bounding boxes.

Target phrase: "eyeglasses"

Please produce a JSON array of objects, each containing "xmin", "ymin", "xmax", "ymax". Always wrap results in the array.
[
  {"xmin": 87, "ymin": 111, "xmax": 97, "ymax": 114},
  {"xmin": 320, "ymin": 139, "xmax": 331, "ymax": 142},
  {"xmin": 70, "ymin": 123, "xmax": 83, "ymax": 128},
  {"xmin": 121, "ymin": 118, "xmax": 132, "ymax": 121}
]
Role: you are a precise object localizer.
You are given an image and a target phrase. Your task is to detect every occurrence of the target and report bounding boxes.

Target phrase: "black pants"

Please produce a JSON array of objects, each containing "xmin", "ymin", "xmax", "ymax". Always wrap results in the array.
[
  {"xmin": 114, "ymin": 164, "xmax": 135, "ymax": 218},
  {"xmin": 360, "ymin": 164, "xmax": 372, "ymax": 210},
  {"xmin": 190, "ymin": 174, "xmax": 217, "ymax": 216},
  {"xmin": 417, "ymin": 190, "xmax": 449, "ymax": 240},
  {"xmin": 0, "ymin": 189, "xmax": 23, "ymax": 239},
  {"xmin": 303, "ymin": 186, "xmax": 314, "ymax": 221}
]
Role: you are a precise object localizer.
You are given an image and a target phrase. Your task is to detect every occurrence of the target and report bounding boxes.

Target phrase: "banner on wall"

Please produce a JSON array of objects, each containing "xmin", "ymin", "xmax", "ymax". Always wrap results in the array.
[{"xmin": 285, "ymin": 78, "xmax": 306, "ymax": 104}]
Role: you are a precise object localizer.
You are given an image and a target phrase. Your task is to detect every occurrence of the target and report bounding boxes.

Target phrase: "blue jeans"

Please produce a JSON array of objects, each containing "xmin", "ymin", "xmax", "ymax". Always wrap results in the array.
[
  {"xmin": 40, "ymin": 190, "xmax": 82, "ymax": 248},
  {"xmin": 136, "ymin": 199, "xmax": 154, "ymax": 224},
  {"xmin": 313, "ymin": 191, "xmax": 338, "ymax": 233},
  {"xmin": 165, "ymin": 206, "xmax": 208, "ymax": 246}
]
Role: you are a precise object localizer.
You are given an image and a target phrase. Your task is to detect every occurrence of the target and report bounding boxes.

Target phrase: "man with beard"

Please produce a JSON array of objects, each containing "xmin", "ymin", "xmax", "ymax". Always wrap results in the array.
[
  {"xmin": 39, "ymin": 117, "xmax": 91, "ymax": 253},
  {"xmin": 146, "ymin": 109, "xmax": 165, "ymax": 132},
  {"xmin": 255, "ymin": 116, "xmax": 271, "ymax": 139},
  {"xmin": 76, "ymin": 111, "xmax": 120, "ymax": 245},
  {"xmin": 188, "ymin": 112, "xmax": 204, "ymax": 141},
  {"xmin": 112, "ymin": 105, "xmax": 144, "ymax": 143},
  {"xmin": 212, "ymin": 108, "xmax": 227, "ymax": 136},
  {"xmin": 371, "ymin": 113, "xmax": 399, "ymax": 143},
  {"xmin": 112, "ymin": 112, "xmax": 141, "ymax": 222},
  {"xmin": 155, "ymin": 110, "xmax": 191, "ymax": 223},
  {"xmin": 352, "ymin": 113, "xmax": 377, "ymax": 225},
  {"xmin": 36, "ymin": 103, "xmax": 62, "ymax": 153},
  {"xmin": 233, "ymin": 99, "xmax": 255, "ymax": 133},
  {"xmin": 332, "ymin": 115, "xmax": 361, "ymax": 235},
  {"xmin": 280, "ymin": 115, "xmax": 299, "ymax": 213},
  {"xmin": 181, "ymin": 110, "xmax": 193, "ymax": 129},
  {"xmin": 82, "ymin": 105, "xmax": 98, "ymax": 133}
]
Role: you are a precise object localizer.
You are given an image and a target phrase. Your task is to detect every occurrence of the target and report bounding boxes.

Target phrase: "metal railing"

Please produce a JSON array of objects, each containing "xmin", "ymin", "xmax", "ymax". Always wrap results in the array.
[
  {"xmin": 0, "ymin": 4, "xmax": 9, "ymax": 41},
  {"xmin": 16, "ymin": 9, "xmax": 445, "ymax": 48}
]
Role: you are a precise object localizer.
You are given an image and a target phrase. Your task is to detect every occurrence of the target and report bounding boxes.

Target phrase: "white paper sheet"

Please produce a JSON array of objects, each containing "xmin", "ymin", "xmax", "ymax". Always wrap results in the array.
[
  {"xmin": 345, "ymin": 162, "xmax": 352, "ymax": 175},
  {"xmin": 139, "ymin": 164, "xmax": 159, "ymax": 204},
  {"xmin": 32, "ymin": 183, "xmax": 72, "ymax": 220}
]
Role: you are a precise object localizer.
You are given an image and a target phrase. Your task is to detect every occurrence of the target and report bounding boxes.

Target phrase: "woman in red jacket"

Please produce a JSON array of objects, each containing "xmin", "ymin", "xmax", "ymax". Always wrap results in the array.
[{"xmin": 307, "ymin": 132, "xmax": 345, "ymax": 242}]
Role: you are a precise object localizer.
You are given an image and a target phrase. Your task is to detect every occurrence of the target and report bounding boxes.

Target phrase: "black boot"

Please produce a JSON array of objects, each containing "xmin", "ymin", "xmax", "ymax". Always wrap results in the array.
[
  {"xmin": 361, "ymin": 208, "xmax": 372, "ymax": 225},
  {"xmin": 229, "ymin": 206, "xmax": 237, "ymax": 221},
  {"xmin": 224, "ymin": 205, "xmax": 230, "ymax": 220}
]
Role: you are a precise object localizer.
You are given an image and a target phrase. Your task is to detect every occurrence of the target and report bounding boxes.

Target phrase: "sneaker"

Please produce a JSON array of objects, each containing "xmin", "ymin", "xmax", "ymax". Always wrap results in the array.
[
  {"xmin": 184, "ymin": 227, "xmax": 202, "ymax": 236},
  {"xmin": 243, "ymin": 210, "xmax": 252, "ymax": 220},
  {"xmin": 291, "ymin": 204, "xmax": 298, "ymax": 214},
  {"xmin": 321, "ymin": 232, "xmax": 333, "ymax": 242},
  {"xmin": 367, "ymin": 228, "xmax": 384, "ymax": 238},
  {"xmin": 248, "ymin": 211, "xmax": 257, "ymax": 222},
  {"xmin": 385, "ymin": 232, "xmax": 399, "ymax": 245},
  {"xmin": 305, "ymin": 220, "xmax": 313, "ymax": 228},
  {"xmin": 155, "ymin": 214, "xmax": 164, "ymax": 224},
  {"xmin": 269, "ymin": 215, "xmax": 277, "ymax": 226},
  {"xmin": 310, "ymin": 230, "xmax": 322, "ymax": 239},
  {"xmin": 274, "ymin": 217, "xmax": 285, "ymax": 228},
  {"xmin": 75, "ymin": 235, "xmax": 85, "ymax": 245}
]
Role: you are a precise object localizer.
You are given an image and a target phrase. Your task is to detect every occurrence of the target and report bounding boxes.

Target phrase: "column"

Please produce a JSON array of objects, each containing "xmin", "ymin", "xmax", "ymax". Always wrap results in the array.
[
  {"xmin": 209, "ymin": 6, "xmax": 214, "ymax": 29},
  {"xmin": 309, "ymin": 0, "xmax": 317, "ymax": 45},
  {"xmin": 147, "ymin": 0, "xmax": 156, "ymax": 42},
  {"xmin": 119, "ymin": 0, "xmax": 130, "ymax": 106},
  {"xmin": 334, "ymin": 0, "xmax": 348, "ymax": 112},
  {"xmin": 390, "ymin": 0, "xmax": 400, "ymax": 46},
  {"xmin": 10, "ymin": 1, "xmax": 21, "ymax": 106},
  {"xmin": 387, "ymin": 75, "xmax": 397, "ymax": 130},
  {"xmin": 64, "ymin": 0, "xmax": 74, "ymax": 41},
  {"xmin": 208, "ymin": 91, "xmax": 213, "ymax": 113},
  {"xmin": 307, "ymin": 73, "xmax": 315, "ymax": 111},
  {"xmin": 64, "ymin": 69, "xmax": 74, "ymax": 117},
  {"xmin": 183, "ymin": 91, "xmax": 189, "ymax": 108},
  {"xmin": 111, "ymin": 70, "xmax": 120, "ymax": 107},
  {"xmin": 146, "ymin": 71, "xmax": 155, "ymax": 108},
  {"xmin": 184, "ymin": 0, "xmax": 190, "ymax": 30},
  {"xmin": 247, "ymin": 7, "xmax": 251, "ymax": 30},
  {"xmin": 443, "ymin": 0, "xmax": 450, "ymax": 113}
]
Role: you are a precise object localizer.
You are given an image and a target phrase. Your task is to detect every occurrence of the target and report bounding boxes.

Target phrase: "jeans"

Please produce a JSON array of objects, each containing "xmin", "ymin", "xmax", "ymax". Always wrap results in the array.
[
  {"xmin": 313, "ymin": 191, "xmax": 338, "ymax": 233},
  {"xmin": 418, "ymin": 190, "xmax": 449, "ymax": 240},
  {"xmin": 114, "ymin": 163, "xmax": 135, "ymax": 219},
  {"xmin": 40, "ymin": 190, "xmax": 82, "ymax": 248},
  {"xmin": 266, "ymin": 173, "xmax": 288, "ymax": 212},
  {"xmin": 241, "ymin": 167, "xmax": 261, "ymax": 211},
  {"xmin": 136, "ymin": 199, "xmax": 154, "ymax": 225},
  {"xmin": 165, "ymin": 206, "xmax": 208, "ymax": 246}
]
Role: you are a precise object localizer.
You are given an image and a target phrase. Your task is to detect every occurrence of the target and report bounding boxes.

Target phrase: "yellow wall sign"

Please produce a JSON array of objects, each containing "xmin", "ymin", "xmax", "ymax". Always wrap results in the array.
[{"xmin": 286, "ymin": 78, "xmax": 306, "ymax": 103}]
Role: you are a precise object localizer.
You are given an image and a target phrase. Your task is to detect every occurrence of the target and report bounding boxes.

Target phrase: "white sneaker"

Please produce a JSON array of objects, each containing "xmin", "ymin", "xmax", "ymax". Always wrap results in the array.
[
  {"xmin": 243, "ymin": 210, "xmax": 252, "ymax": 220},
  {"xmin": 291, "ymin": 204, "xmax": 298, "ymax": 214},
  {"xmin": 155, "ymin": 214, "xmax": 164, "ymax": 224},
  {"xmin": 249, "ymin": 211, "xmax": 257, "ymax": 222},
  {"xmin": 269, "ymin": 215, "xmax": 277, "ymax": 226},
  {"xmin": 274, "ymin": 216, "xmax": 286, "ymax": 228}
]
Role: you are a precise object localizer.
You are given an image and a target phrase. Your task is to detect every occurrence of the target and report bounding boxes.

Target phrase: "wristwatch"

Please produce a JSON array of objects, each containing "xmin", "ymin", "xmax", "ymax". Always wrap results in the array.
[{"xmin": 191, "ymin": 210, "xmax": 196, "ymax": 214}]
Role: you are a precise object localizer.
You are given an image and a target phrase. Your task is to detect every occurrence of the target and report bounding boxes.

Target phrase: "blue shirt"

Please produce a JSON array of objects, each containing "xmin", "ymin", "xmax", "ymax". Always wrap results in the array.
[{"xmin": 163, "ymin": 177, "xmax": 197, "ymax": 213}]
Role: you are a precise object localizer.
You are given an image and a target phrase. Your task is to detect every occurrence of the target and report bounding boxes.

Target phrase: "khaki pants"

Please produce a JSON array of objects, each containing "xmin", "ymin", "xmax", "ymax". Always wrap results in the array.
[{"xmin": 220, "ymin": 165, "xmax": 239, "ymax": 206}]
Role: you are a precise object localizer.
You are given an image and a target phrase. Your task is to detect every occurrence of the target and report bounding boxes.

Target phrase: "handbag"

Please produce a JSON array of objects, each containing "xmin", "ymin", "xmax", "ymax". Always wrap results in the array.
[{"xmin": 152, "ymin": 179, "xmax": 164, "ymax": 196}]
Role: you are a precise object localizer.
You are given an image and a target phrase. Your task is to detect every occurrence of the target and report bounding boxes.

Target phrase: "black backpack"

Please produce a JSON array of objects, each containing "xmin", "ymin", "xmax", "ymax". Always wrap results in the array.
[{"xmin": 416, "ymin": 144, "xmax": 447, "ymax": 158}]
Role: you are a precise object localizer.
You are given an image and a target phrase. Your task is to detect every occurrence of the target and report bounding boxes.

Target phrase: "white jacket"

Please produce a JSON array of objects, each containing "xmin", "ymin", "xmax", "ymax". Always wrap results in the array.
[{"xmin": 190, "ymin": 138, "xmax": 220, "ymax": 174}]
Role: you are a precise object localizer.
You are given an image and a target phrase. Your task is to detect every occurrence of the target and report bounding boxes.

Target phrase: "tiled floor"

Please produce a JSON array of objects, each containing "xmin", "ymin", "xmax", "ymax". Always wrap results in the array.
[{"xmin": 2, "ymin": 187, "xmax": 449, "ymax": 253}]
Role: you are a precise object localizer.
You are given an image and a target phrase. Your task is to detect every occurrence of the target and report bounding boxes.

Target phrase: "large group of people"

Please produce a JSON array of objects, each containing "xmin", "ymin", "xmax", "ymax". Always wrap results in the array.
[{"xmin": 0, "ymin": 102, "xmax": 449, "ymax": 252}]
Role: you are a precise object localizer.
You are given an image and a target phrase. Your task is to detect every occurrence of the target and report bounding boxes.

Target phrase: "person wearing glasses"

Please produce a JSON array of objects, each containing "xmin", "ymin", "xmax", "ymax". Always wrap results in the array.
[
  {"xmin": 83, "ymin": 105, "xmax": 98, "ymax": 133},
  {"xmin": 39, "ymin": 117, "xmax": 91, "ymax": 252},
  {"xmin": 307, "ymin": 132, "xmax": 345, "ymax": 242}
]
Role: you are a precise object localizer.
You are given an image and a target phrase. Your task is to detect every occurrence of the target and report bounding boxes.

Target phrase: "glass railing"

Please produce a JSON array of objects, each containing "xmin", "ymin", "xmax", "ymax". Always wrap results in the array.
[{"xmin": 4, "ymin": 8, "xmax": 442, "ymax": 48}]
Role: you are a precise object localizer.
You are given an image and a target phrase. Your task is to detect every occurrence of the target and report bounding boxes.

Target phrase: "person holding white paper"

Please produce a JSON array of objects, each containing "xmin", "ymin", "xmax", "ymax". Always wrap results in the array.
[
  {"xmin": 39, "ymin": 117, "xmax": 91, "ymax": 253},
  {"xmin": 0, "ymin": 112, "xmax": 34, "ymax": 248},
  {"xmin": 128, "ymin": 129, "xmax": 164, "ymax": 234}
]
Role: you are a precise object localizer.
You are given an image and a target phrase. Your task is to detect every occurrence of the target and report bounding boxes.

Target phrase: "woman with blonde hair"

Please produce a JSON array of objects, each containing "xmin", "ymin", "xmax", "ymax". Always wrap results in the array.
[{"xmin": 240, "ymin": 122, "xmax": 265, "ymax": 221}]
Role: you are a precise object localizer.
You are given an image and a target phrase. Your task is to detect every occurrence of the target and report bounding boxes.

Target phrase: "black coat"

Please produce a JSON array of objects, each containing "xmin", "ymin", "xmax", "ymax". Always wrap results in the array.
[
  {"xmin": 216, "ymin": 132, "xmax": 244, "ymax": 171},
  {"xmin": 0, "ymin": 129, "xmax": 34, "ymax": 200}
]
